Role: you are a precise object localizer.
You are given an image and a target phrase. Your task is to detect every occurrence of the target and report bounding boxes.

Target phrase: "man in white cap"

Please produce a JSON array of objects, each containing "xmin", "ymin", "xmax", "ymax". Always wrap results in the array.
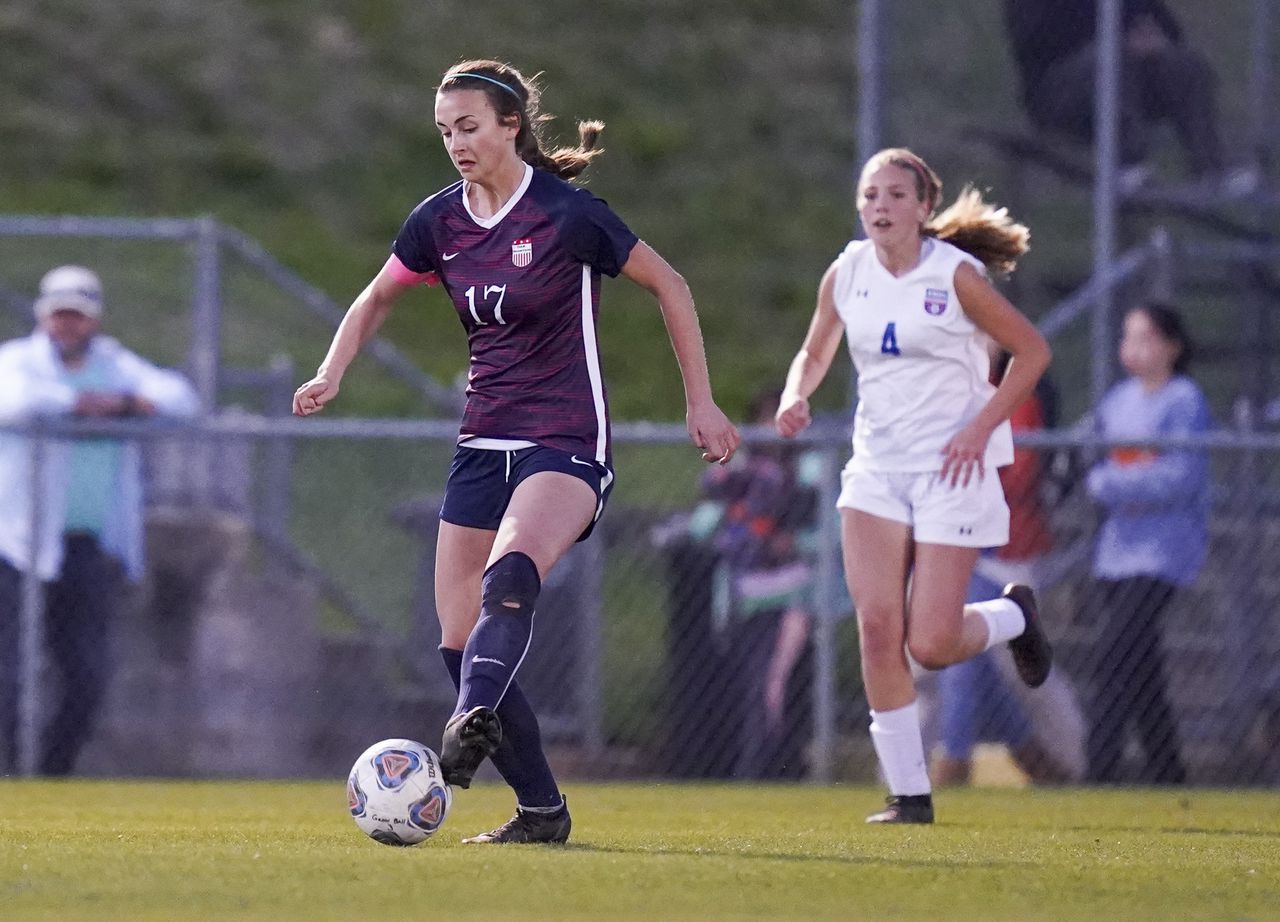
[{"xmin": 0, "ymin": 266, "xmax": 199, "ymax": 775}]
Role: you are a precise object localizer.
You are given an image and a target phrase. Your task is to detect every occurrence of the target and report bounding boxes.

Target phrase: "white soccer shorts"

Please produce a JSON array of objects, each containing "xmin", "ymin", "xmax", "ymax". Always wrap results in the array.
[{"xmin": 837, "ymin": 464, "xmax": 1010, "ymax": 548}]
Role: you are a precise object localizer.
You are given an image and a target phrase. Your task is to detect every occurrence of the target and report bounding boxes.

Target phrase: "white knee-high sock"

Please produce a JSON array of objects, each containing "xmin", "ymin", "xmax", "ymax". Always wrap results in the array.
[
  {"xmin": 869, "ymin": 701, "xmax": 931, "ymax": 796},
  {"xmin": 970, "ymin": 598, "xmax": 1026, "ymax": 651}
]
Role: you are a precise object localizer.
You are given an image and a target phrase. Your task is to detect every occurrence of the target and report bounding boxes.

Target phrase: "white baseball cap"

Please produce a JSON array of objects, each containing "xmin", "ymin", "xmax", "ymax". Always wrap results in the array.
[{"xmin": 34, "ymin": 265, "xmax": 104, "ymax": 320}]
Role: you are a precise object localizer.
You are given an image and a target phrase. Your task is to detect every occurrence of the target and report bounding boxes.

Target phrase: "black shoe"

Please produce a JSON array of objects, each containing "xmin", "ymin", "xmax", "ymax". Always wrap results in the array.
[
  {"xmin": 866, "ymin": 794, "xmax": 934, "ymax": 824},
  {"xmin": 462, "ymin": 799, "xmax": 572, "ymax": 844},
  {"xmin": 439, "ymin": 706, "xmax": 502, "ymax": 789},
  {"xmin": 1004, "ymin": 583, "xmax": 1053, "ymax": 688}
]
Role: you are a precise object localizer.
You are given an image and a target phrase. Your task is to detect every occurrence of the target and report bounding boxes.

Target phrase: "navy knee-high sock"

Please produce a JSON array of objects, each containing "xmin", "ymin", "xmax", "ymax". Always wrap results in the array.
[
  {"xmin": 439, "ymin": 646, "xmax": 562, "ymax": 808},
  {"xmin": 457, "ymin": 552, "xmax": 540, "ymax": 715}
]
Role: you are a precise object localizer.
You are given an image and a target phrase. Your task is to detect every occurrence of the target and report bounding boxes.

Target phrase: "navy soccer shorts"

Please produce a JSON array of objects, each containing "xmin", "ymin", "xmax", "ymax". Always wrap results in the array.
[{"xmin": 440, "ymin": 444, "xmax": 615, "ymax": 541}]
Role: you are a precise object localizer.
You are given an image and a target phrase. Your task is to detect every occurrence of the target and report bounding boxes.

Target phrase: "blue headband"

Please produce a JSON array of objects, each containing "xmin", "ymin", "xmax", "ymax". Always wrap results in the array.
[{"xmin": 444, "ymin": 72, "xmax": 522, "ymax": 100}]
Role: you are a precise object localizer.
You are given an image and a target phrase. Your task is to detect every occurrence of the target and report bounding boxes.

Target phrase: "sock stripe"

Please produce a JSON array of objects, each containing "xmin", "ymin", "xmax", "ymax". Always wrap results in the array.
[{"xmin": 494, "ymin": 608, "xmax": 534, "ymax": 709}]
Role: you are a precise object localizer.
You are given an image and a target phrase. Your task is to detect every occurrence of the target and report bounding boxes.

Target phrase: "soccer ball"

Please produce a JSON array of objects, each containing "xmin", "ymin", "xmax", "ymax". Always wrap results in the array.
[{"xmin": 347, "ymin": 738, "xmax": 453, "ymax": 846}]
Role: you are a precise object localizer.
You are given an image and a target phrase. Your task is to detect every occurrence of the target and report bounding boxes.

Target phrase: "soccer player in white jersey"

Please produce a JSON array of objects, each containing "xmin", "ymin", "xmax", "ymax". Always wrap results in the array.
[
  {"xmin": 294, "ymin": 59, "xmax": 739, "ymax": 843},
  {"xmin": 775, "ymin": 148, "xmax": 1054, "ymax": 824}
]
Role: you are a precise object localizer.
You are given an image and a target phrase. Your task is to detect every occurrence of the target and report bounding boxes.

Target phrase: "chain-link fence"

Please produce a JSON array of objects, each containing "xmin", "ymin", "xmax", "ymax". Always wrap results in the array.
[
  {"xmin": 1, "ymin": 0, "xmax": 1277, "ymax": 789},
  {"xmin": 3, "ymin": 417, "xmax": 1278, "ymax": 786}
]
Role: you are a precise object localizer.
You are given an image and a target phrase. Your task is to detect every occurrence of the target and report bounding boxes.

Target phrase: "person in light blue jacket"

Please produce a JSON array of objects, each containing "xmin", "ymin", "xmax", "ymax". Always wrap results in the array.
[
  {"xmin": 1085, "ymin": 302, "xmax": 1209, "ymax": 784},
  {"xmin": 0, "ymin": 266, "xmax": 198, "ymax": 775}
]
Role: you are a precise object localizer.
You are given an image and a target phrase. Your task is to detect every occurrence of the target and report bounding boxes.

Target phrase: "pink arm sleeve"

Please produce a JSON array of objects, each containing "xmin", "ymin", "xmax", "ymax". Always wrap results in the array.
[{"xmin": 383, "ymin": 253, "xmax": 439, "ymax": 287}]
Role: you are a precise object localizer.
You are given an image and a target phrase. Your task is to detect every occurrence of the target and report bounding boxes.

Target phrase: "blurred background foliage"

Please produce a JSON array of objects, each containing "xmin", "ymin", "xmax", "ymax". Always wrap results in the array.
[{"xmin": 0, "ymin": 0, "xmax": 1268, "ymax": 420}]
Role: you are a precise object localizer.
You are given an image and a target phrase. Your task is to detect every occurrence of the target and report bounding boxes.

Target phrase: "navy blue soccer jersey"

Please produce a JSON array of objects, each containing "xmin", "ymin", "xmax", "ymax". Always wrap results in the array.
[{"xmin": 392, "ymin": 164, "xmax": 638, "ymax": 463}]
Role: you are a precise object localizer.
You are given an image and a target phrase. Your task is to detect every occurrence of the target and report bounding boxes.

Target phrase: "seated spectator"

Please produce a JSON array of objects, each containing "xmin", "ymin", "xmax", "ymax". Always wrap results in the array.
[
  {"xmin": 701, "ymin": 389, "xmax": 819, "ymax": 779},
  {"xmin": 1004, "ymin": 0, "xmax": 1254, "ymax": 194},
  {"xmin": 656, "ymin": 390, "xmax": 819, "ymax": 779}
]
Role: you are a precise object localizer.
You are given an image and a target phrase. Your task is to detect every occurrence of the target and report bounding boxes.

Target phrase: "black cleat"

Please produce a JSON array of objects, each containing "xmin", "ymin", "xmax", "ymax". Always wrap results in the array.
[
  {"xmin": 1003, "ymin": 583, "xmax": 1053, "ymax": 688},
  {"xmin": 439, "ymin": 706, "xmax": 502, "ymax": 789},
  {"xmin": 866, "ymin": 794, "xmax": 934, "ymax": 824},
  {"xmin": 462, "ymin": 799, "xmax": 572, "ymax": 845}
]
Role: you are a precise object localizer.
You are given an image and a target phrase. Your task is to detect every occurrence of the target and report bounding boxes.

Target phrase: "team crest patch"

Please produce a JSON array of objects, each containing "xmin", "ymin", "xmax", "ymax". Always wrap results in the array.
[
  {"xmin": 923, "ymin": 288, "xmax": 948, "ymax": 315},
  {"xmin": 512, "ymin": 238, "xmax": 533, "ymax": 267}
]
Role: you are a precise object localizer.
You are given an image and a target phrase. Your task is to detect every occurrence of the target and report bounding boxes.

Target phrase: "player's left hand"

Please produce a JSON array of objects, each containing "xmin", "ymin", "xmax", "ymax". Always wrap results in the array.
[
  {"xmin": 293, "ymin": 374, "xmax": 339, "ymax": 416},
  {"xmin": 688, "ymin": 402, "xmax": 741, "ymax": 465},
  {"xmin": 940, "ymin": 420, "xmax": 993, "ymax": 488}
]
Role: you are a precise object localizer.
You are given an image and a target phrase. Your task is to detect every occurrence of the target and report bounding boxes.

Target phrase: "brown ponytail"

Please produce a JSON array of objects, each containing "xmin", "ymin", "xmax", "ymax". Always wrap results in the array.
[
  {"xmin": 861, "ymin": 147, "xmax": 1030, "ymax": 276},
  {"xmin": 439, "ymin": 59, "xmax": 604, "ymax": 181}
]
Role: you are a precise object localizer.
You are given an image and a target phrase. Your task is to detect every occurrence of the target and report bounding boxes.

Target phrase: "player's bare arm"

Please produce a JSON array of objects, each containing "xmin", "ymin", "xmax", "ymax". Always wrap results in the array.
[
  {"xmin": 293, "ymin": 267, "xmax": 412, "ymax": 416},
  {"xmin": 777, "ymin": 262, "xmax": 844, "ymax": 438},
  {"xmin": 941, "ymin": 262, "xmax": 1052, "ymax": 484},
  {"xmin": 620, "ymin": 240, "xmax": 740, "ymax": 464}
]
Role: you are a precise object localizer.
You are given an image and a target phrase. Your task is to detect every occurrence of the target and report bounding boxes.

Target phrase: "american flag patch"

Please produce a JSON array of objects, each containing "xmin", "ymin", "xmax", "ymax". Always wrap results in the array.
[{"xmin": 512, "ymin": 238, "xmax": 533, "ymax": 267}]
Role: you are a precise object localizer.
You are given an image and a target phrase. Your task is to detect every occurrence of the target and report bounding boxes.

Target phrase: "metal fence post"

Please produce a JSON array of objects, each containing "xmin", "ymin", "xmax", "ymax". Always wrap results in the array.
[
  {"xmin": 856, "ymin": 0, "xmax": 886, "ymax": 177},
  {"xmin": 578, "ymin": 537, "xmax": 605, "ymax": 758},
  {"xmin": 189, "ymin": 217, "xmax": 222, "ymax": 413},
  {"xmin": 1148, "ymin": 227, "xmax": 1175, "ymax": 303},
  {"xmin": 1226, "ymin": 409, "xmax": 1264, "ymax": 756},
  {"xmin": 854, "ymin": 0, "xmax": 886, "ymax": 413},
  {"xmin": 1092, "ymin": 0, "xmax": 1123, "ymax": 410},
  {"xmin": 261, "ymin": 354, "xmax": 295, "ymax": 540},
  {"xmin": 810, "ymin": 442, "xmax": 843, "ymax": 783},
  {"xmin": 1249, "ymin": 0, "xmax": 1275, "ymax": 174},
  {"xmin": 188, "ymin": 218, "xmax": 221, "ymax": 511},
  {"xmin": 18, "ymin": 427, "xmax": 47, "ymax": 777}
]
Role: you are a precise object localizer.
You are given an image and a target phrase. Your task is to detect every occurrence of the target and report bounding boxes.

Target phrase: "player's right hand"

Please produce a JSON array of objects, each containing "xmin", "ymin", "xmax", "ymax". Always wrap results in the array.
[
  {"xmin": 688, "ymin": 401, "xmax": 741, "ymax": 465},
  {"xmin": 774, "ymin": 395, "xmax": 811, "ymax": 438},
  {"xmin": 293, "ymin": 375, "xmax": 338, "ymax": 416}
]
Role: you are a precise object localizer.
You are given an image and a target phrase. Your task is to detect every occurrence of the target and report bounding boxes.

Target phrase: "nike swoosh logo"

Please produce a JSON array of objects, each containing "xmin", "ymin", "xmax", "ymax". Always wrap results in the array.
[
  {"xmin": 442, "ymin": 252, "xmax": 459, "ymax": 261},
  {"xmin": 570, "ymin": 455, "xmax": 595, "ymax": 468}
]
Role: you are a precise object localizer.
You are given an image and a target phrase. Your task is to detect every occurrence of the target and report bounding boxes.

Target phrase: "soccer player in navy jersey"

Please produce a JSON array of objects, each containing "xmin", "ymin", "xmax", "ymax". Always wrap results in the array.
[{"xmin": 294, "ymin": 59, "xmax": 740, "ymax": 844}]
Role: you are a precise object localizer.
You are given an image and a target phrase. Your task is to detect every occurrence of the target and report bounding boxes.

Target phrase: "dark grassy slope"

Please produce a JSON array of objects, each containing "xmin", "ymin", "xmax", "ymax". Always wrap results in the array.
[{"xmin": 0, "ymin": 1, "xmax": 1267, "ymax": 419}]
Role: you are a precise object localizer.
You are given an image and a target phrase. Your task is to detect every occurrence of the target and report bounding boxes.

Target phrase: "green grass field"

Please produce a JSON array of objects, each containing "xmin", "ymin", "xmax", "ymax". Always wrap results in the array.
[{"xmin": 2, "ymin": 781, "xmax": 1277, "ymax": 921}]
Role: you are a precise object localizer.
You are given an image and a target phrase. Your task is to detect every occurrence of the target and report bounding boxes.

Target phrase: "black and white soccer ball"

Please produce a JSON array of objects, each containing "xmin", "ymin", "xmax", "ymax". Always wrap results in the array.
[{"xmin": 347, "ymin": 738, "xmax": 453, "ymax": 846}]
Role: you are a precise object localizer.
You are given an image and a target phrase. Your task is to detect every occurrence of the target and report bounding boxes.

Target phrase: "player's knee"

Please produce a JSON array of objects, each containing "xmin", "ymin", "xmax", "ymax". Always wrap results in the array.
[
  {"xmin": 906, "ymin": 636, "xmax": 952, "ymax": 672},
  {"xmin": 480, "ymin": 551, "xmax": 541, "ymax": 619},
  {"xmin": 855, "ymin": 603, "xmax": 905, "ymax": 658}
]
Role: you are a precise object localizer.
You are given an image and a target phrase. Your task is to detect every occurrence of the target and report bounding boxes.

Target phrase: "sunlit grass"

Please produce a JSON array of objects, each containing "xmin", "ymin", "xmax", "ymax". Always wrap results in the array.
[{"xmin": 2, "ymin": 780, "xmax": 1277, "ymax": 921}]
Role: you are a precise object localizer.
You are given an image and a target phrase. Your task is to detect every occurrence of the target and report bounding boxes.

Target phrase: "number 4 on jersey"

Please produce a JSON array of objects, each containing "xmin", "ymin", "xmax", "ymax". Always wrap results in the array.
[{"xmin": 880, "ymin": 322, "xmax": 901, "ymax": 356}]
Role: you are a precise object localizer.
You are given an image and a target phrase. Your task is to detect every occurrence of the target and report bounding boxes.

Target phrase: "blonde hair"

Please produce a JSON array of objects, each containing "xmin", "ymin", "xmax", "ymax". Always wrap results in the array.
[
  {"xmin": 439, "ymin": 59, "xmax": 604, "ymax": 181},
  {"xmin": 860, "ymin": 148, "xmax": 1030, "ymax": 276}
]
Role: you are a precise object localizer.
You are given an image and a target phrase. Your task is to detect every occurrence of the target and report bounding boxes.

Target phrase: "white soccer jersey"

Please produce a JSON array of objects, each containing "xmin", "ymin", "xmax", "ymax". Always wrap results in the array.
[{"xmin": 831, "ymin": 237, "xmax": 1014, "ymax": 473}]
